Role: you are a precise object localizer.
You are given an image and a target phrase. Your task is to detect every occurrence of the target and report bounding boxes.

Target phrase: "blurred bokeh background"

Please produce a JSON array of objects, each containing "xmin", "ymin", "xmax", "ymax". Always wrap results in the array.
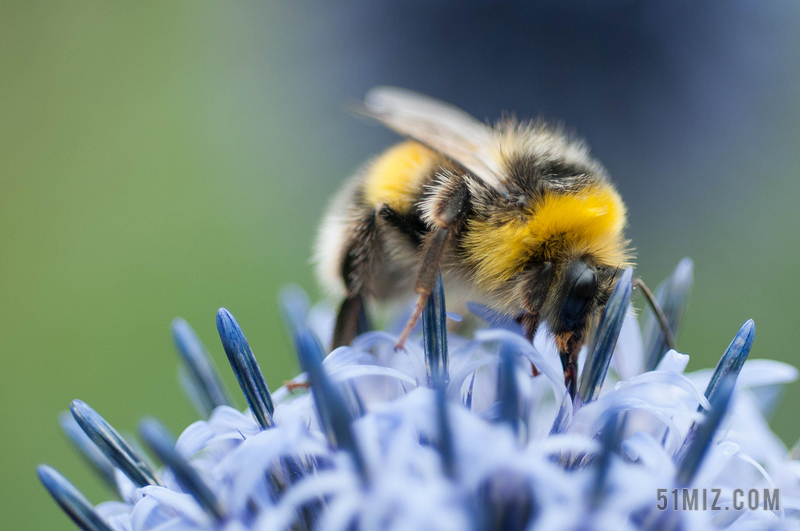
[{"xmin": 2, "ymin": 1, "xmax": 799, "ymax": 528}]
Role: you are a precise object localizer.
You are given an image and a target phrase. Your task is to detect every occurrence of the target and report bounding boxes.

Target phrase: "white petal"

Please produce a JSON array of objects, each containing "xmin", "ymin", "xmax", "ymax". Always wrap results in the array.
[{"xmin": 655, "ymin": 349, "xmax": 690, "ymax": 374}]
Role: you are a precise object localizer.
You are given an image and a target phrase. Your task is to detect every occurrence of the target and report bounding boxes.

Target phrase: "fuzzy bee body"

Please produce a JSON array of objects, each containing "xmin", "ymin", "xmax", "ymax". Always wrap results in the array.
[
  {"xmin": 317, "ymin": 142, "xmax": 473, "ymax": 306},
  {"xmin": 315, "ymin": 87, "xmax": 634, "ymax": 397}
]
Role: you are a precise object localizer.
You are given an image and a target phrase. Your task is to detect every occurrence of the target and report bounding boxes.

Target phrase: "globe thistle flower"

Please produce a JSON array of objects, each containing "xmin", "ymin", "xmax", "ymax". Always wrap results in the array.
[{"xmin": 38, "ymin": 259, "xmax": 800, "ymax": 530}]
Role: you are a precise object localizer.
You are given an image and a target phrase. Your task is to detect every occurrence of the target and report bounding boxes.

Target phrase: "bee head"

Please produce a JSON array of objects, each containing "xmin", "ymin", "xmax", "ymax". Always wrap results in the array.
[
  {"xmin": 516, "ymin": 259, "xmax": 621, "ymax": 342},
  {"xmin": 558, "ymin": 260, "xmax": 598, "ymax": 332}
]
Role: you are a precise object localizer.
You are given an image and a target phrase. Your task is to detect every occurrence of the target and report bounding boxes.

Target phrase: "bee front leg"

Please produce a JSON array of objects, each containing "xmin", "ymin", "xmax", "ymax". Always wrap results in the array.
[
  {"xmin": 555, "ymin": 332, "xmax": 582, "ymax": 399},
  {"xmin": 517, "ymin": 312, "xmax": 541, "ymax": 376},
  {"xmin": 395, "ymin": 174, "xmax": 471, "ymax": 350}
]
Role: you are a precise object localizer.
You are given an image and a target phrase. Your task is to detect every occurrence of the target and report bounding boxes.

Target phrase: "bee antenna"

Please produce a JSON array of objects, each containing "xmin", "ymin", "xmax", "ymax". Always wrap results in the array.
[{"xmin": 632, "ymin": 278, "xmax": 678, "ymax": 353}]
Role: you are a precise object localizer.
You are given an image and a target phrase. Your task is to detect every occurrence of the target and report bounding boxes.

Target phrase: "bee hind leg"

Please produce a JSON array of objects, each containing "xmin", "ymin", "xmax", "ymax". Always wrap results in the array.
[
  {"xmin": 395, "ymin": 174, "xmax": 471, "ymax": 350},
  {"xmin": 332, "ymin": 293, "xmax": 371, "ymax": 350}
]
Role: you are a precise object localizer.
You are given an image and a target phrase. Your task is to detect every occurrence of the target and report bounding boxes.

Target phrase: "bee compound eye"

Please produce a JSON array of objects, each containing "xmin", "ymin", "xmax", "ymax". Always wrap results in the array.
[{"xmin": 562, "ymin": 266, "xmax": 597, "ymax": 327}]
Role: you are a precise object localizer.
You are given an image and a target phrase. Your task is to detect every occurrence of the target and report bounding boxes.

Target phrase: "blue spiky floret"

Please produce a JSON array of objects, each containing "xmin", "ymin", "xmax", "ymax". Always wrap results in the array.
[{"xmin": 38, "ymin": 259, "xmax": 800, "ymax": 531}]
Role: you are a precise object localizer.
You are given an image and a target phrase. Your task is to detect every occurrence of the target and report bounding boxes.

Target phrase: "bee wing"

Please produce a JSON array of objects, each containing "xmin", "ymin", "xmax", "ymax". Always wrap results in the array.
[{"xmin": 358, "ymin": 86, "xmax": 509, "ymax": 194}]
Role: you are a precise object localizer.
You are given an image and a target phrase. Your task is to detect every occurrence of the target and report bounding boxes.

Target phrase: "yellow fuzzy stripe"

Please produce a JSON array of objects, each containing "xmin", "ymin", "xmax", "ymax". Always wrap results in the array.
[
  {"xmin": 363, "ymin": 141, "xmax": 438, "ymax": 213},
  {"xmin": 463, "ymin": 182, "xmax": 631, "ymax": 290}
]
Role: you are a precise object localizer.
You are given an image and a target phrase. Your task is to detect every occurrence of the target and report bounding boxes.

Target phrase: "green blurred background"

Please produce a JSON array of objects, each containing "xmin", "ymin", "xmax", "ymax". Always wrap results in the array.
[{"xmin": 2, "ymin": 2, "xmax": 799, "ymax": 529}]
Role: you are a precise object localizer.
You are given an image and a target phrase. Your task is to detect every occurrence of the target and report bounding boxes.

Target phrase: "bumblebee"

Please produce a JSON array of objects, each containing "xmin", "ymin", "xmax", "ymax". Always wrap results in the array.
[{"xmin": 315, "ymin": 87, "xmax": 634, "ymax": 397}]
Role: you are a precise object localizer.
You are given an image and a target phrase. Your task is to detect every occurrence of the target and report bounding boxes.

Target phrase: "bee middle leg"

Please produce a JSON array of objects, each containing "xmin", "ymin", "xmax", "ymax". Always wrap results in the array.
[
  {"xmin": 395, "ymin": 175, "xmax": 470, "ymax": 350},
  {"xmin": 331, "ymin": 210, "xmax": 378, "ymax": 350},
  {"xmin": 332, "ymin": 293, "xmax": 370, "ymax": 350}
]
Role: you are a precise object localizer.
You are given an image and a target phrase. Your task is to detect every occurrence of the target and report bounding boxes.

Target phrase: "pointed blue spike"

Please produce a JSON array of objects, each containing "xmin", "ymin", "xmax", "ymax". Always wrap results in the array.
[
  {"xmin": 280, "ymin": 455, "xmax": 308, "ymax": 486},
  {"xmin": 344, "ymin": 382, "xmax": 366, "ymax": 420},
  {"xmin": 265, "ymin": 457, "xmax": 318, "ymax": 518},
  {"xmin": 172, "ymin": 317, "xmax": 234, "ymax": 418},
  {"xmin": 588, "ymin": 412, "xmax": 625, "ymax": 510},
  {"xmin": 178, "ymin": 365, "xmax": 217, "ymax": 422},
  {"xmin": 423, "ymin": 274, "xmax": 449, "ymax": 388},
  {"xmin": 70, "ymin": 400, "xmax": 160, "ymax": 488},
  {"xmin": 671, "ymin": 321, "xmax": 754, "ymax": 484},
  {"xmin": 703, "ymin": 320, "xmax": 755, "ymax": 406},
  {"xmin": 576, "ymin": 268, "xmax": 633, "ymax": 410},
  {"xmin": 675, "ymin": 375, "xmax": 736, "ymax": 486},
  {"xmin": 549, "ymin": 392, "xmax": 573, "ymax": 436},
  {"xmin": 278, "ymin": 284, "xmax": 312, "ymax": 337},
  {"xmin": 478, "ymin": 469, "xmax": 537, "ymax": 531},
  {"xmin": 58, "ymin": 412, "xmax": 118, "ymax": 493},
  {"xmin": 37, "ymin": 465, "xmax": 115, "ymax": 531},
  {"xmin": 139, "ymin": 418, "xmax": 227, "ymax": 522},
  {"xmin": 265, "ymin": 466, "xmax": 284, "ymax": 503},
  {"xmin": 643, "ymin": 258, "xmax": 693, "ymax": 371},
  {"xmin": 281, "ymin": 287, "xmax": 366, "ymax": 420},
  {"xmin": 464, "ymin": 372, "xmax": 476, "ymax": 410},
  {"xmin": 498, "ymin": 343, "xmax": 520, "ymax": 437},
  {"xmin": 216, "ymin": 308, "xmax": 275, "ymax": 429},
  {"xmin": 295, "ymin": 329, "xmax": 369, "ymax": 483},
  {"xmin": 435, "ymin": 385, "xmax": 456, "ymax": 479}
]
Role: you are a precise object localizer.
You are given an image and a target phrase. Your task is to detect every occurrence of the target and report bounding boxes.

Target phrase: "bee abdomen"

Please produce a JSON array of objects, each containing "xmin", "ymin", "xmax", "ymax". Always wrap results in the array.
[{"xmin": 362, "ymin": 140, "xmax": 443, "ymax": 214}]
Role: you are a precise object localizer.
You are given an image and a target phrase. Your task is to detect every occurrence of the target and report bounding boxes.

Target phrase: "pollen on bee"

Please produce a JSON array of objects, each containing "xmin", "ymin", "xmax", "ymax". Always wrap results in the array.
[{"xmin": 463, "ymin": 182, "xmax": 632, "ymax": 289}]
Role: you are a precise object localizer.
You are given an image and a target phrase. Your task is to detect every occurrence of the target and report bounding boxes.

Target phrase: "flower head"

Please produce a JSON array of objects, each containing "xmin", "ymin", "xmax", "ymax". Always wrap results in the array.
[{"xmin": 39, "ymin": 259, "xmax": 800, "ymax": 530}]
